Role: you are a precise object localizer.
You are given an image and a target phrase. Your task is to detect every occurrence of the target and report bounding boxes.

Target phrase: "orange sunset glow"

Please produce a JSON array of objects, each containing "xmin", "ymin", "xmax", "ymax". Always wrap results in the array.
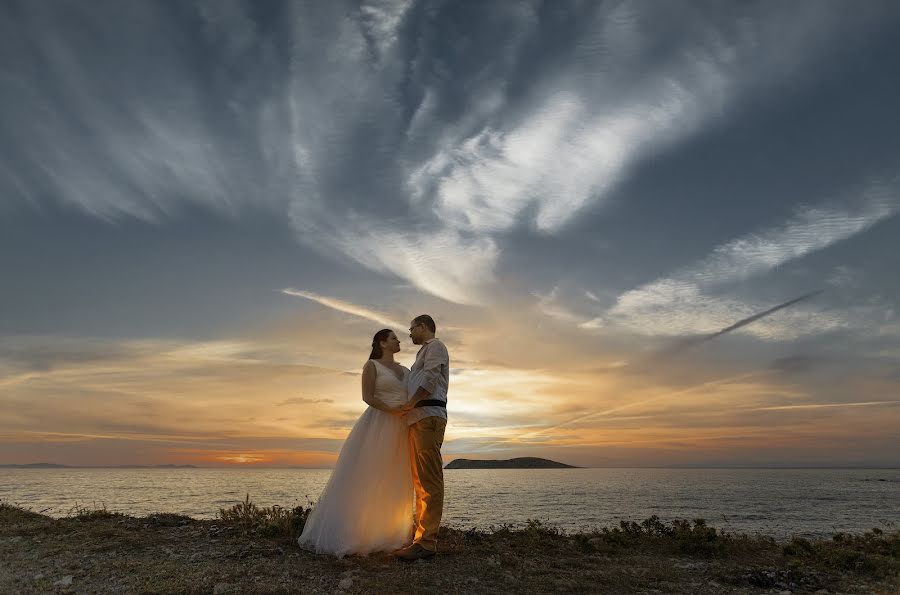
[
  {"xmin": 2, "ymin": 0, "xmax": 900, "ymax": 472},
  {"xmin": 3, "ymin": 293, "xmax": 899, "ymax": 469}
]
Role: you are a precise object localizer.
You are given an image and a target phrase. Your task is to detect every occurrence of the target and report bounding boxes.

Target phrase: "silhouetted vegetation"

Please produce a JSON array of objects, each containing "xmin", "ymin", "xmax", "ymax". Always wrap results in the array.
[{"xmin": 217, "ymin": 493, "xmax": 312, "ymax": 542}]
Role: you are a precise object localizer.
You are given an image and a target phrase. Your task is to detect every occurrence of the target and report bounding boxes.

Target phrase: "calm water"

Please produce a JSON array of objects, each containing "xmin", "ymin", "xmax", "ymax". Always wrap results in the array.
[{"xmin": 2, "ymin": 468, "xmax": 898, "ymax": 538}]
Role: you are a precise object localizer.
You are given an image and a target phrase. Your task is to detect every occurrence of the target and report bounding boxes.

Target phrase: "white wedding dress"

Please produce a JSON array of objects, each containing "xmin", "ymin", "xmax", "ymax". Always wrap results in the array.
[{"xmin": 297, "ymin": 360, "xmax": 414, "ymax": 557}]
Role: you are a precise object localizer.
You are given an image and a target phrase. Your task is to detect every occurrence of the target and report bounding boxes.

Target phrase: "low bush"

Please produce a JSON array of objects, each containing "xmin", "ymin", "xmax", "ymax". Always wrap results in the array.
[{"xmin": 217, "ymin": 493, "xmax": 312, "ymax": 542}]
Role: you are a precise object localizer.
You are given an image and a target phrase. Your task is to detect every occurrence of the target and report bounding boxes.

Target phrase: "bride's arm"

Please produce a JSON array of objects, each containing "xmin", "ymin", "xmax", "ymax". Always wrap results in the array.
[{"xmin": 361, "ymin": 360, "xmax": 402, "ymax": 414}]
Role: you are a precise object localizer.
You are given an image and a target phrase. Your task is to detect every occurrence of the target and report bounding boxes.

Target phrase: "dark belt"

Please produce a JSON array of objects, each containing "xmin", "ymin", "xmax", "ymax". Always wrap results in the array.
[{"xmin": 414, "ymin": 399, "xmax": 446, "ymax": 408}]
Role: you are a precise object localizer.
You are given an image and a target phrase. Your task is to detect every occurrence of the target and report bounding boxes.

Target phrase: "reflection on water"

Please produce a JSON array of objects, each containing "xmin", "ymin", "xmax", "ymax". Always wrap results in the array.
[{"xmin": 2, "ymin": 468, "xmax": 898, "ymax": 538}]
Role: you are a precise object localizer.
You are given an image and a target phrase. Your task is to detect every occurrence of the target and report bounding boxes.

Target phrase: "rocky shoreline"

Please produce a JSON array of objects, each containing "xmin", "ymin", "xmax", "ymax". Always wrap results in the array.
[{"xmin": 1, "ymin": 502, "xmax": 897, "ymax": 594}]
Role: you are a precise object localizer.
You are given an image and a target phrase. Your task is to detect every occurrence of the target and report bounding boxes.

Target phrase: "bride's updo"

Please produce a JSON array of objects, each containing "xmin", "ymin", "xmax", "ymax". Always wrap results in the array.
[{"xmin": 368, "ymin": 329, "xmax": 393, "ymax": 360}]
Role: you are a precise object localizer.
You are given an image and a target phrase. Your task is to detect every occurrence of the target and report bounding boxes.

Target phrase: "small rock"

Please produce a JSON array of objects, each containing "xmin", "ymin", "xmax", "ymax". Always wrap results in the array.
[
  {"xmin": 707, "ymin": 581, "xmax": 720, "ymax": 588},
  {"xmin": 32, "ymin": 573, "xmax": 44, "ymax": 580},
  {"xmin": 338, "ymin": 577, "xmax": 353, "ymax": 590},
  {"xmin": 53, "ymin": 576, "xmax": 73, "ymax": 587},
  {"xmin": 9, "ymin": 536, "xmax": 23, "ymax": 543},
  {"xmin": 213, "ymin": 583, "xmax": 232, "ymax": 594},
  {"xmin": 779, "ymin": 591, "xmax": 792, "ymax": 595}
]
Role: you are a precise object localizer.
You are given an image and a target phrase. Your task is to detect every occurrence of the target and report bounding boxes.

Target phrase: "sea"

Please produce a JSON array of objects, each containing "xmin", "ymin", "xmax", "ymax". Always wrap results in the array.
[{"xmin": 2, "ymin": 468, "xmax": 897, "ymax": 539}]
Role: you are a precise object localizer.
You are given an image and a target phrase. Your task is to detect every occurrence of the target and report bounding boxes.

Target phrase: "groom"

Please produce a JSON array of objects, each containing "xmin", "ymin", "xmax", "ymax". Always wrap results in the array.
[{"xmin": 395, "ymin": 314, "xmax": 449, "ymax": 561}]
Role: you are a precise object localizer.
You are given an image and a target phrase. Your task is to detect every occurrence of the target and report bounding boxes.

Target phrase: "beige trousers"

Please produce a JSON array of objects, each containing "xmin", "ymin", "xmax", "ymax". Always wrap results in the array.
[{"xmin": 408, "ymin": 416, "xmax": 447, "ymax": 551}]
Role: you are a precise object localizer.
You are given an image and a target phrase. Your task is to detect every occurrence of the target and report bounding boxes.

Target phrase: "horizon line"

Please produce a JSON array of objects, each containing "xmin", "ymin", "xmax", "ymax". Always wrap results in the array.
[{"xmin": 3, "ymin": 463, "xmax": 899, "ymax": 470}]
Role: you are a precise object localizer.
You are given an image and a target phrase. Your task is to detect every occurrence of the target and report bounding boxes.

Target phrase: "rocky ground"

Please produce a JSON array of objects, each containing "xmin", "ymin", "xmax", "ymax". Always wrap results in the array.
[{"xmin": 1, "ymin": 503, "xmax": 898, "ymax": 594}]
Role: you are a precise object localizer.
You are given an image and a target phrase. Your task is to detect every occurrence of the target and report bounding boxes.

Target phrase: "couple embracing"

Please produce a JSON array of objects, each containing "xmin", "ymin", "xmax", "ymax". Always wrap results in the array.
[{"xmin": 297, "ymin": 314, "xmax": 449, "ymax": 561}]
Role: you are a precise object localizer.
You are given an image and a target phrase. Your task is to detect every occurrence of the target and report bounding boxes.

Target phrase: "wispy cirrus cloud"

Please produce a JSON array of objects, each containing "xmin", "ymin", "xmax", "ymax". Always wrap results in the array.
[
  {"xmin": 0, "ymin": 334, "xmax": 368, "ymax": 465},
  {"xmin": 4, "ymin": 1, "xmax": 888, "ymax": 305},
  {"xmin": 532, "ymin": 286, "xmax": 584, "ymax": 324},
  {"xmin": 752, "ymin": 400, "xmax": 900, "ymax": 412},
  {"xmin": 674, "ymin": 191, "xmax": 895, "ymax": 291},
  {"xmin": 603, "ymin": 186, "xmax": 899, "ymax": 338},
  {"xmin": 402, "ymin": 0, "xmax": 873, "ymax": 238},
  {"xmin": 281, "ymin": 288, "xmax": 404, "ymax": 327},
  {"xmin": 0, "ymin": 1, "xmax": 286, "ymax": 223}
]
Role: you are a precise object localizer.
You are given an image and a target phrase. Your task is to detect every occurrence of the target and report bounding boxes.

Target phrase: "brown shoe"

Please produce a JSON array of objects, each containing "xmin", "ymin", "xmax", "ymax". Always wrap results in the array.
[{"xmin": 393, "ymin": 543, "xmax": 435, "ymax": 561}]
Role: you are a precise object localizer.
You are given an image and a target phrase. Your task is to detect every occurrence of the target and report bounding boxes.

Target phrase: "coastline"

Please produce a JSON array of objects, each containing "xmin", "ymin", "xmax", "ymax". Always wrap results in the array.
[
  {"xmin": 3, "ymin": 468, "xmax": 898, "ymax": 540},
  {"xmin": 2, "ymin": 501, "xmax": 897, "ymax": 594}
]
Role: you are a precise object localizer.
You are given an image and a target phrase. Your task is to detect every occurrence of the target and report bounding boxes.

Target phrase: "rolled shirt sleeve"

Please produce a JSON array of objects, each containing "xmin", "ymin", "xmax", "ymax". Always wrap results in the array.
[{"xmin": 416, "ymin": 340, "xmax": 448, "ymax": 395}]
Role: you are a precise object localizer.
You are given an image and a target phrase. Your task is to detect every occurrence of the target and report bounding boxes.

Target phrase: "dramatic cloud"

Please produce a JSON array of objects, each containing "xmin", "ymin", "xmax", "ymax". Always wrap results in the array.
[
  {"xmin": 3, "ymin": 1, "xmax": 892, "ymax": 304},
  {"xmin": 2, "ymin": 1, "xmax": 900, "ymax": 467}
]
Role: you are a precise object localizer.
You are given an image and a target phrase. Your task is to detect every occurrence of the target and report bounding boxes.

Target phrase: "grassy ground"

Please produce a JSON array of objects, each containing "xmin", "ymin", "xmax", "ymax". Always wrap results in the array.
[{"xmin": 1, "ymin": 498, "xmax": 898, "ymax": 594}]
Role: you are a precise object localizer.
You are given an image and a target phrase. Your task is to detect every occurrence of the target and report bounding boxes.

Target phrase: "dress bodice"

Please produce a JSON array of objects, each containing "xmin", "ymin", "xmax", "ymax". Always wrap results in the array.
[{"xmin": 372, "ymin": 360, "xmax": 409, "ymax": 407}]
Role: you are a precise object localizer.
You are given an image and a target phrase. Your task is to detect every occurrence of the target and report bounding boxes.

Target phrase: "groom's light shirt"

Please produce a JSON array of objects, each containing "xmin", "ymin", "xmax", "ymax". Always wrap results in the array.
[{"xmin": 405, "ymin": 337, "xmax": 449, "ymax": 426}]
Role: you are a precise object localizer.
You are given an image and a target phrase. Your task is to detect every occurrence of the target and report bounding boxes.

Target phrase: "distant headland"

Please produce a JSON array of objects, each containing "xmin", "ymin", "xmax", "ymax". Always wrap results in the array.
[
  {"xmin": 444, "ymin": 457, "xmax": 578, "ymax": 469},
  {"xmin": 0, "ymin": 463, "xmax": 197, "ymax": 469}
]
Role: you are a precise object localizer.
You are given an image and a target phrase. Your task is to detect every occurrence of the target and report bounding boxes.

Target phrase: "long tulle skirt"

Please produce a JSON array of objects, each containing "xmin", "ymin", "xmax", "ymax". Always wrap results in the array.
[{"xmin": 297, "ymin": 407, "xmax": 413, "ymax": 557}]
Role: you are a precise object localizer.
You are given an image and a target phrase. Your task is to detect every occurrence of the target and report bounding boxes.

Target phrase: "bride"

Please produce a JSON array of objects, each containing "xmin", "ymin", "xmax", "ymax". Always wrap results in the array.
[{"xmin": 297, "ymin": 329, "xmax": 414, "ymax": 557}]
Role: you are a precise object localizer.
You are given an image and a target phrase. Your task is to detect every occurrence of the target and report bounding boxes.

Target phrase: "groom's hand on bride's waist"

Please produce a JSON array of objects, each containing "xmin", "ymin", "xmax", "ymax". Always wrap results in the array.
[{"xmin": 408, "ymin": 387, "xmax": 431, "ymax": 406}]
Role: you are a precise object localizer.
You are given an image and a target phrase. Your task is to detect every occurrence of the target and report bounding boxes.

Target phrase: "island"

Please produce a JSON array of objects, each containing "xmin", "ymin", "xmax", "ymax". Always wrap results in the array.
[{"xmin": 444, "ymin": 457, "xmax": 578, "ymax": 469}]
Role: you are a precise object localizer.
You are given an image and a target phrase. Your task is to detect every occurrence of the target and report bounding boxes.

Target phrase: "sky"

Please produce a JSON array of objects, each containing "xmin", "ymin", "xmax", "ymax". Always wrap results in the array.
[{"xmin": 1, "ymin": 0, "xmax": 899, "ymax": 468}]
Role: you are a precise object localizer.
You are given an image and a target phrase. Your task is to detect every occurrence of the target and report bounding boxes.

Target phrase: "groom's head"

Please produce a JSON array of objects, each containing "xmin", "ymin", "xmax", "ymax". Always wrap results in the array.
[{"xmin": 409, "ymin": 314, "xmax": 436, "ymax": 345}]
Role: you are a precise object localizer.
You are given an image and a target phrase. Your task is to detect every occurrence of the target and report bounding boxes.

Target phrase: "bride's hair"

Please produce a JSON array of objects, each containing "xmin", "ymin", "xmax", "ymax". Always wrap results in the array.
[{"xmin": 368, "ymin": 329, "xmax": 393, "ymax": 360}]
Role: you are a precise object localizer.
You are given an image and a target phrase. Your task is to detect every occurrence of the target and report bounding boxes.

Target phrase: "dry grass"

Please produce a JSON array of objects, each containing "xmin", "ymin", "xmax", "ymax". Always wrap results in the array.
[{"xmin": 216, "ymin": 493, "xmax": 312, "ymax": 543}]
